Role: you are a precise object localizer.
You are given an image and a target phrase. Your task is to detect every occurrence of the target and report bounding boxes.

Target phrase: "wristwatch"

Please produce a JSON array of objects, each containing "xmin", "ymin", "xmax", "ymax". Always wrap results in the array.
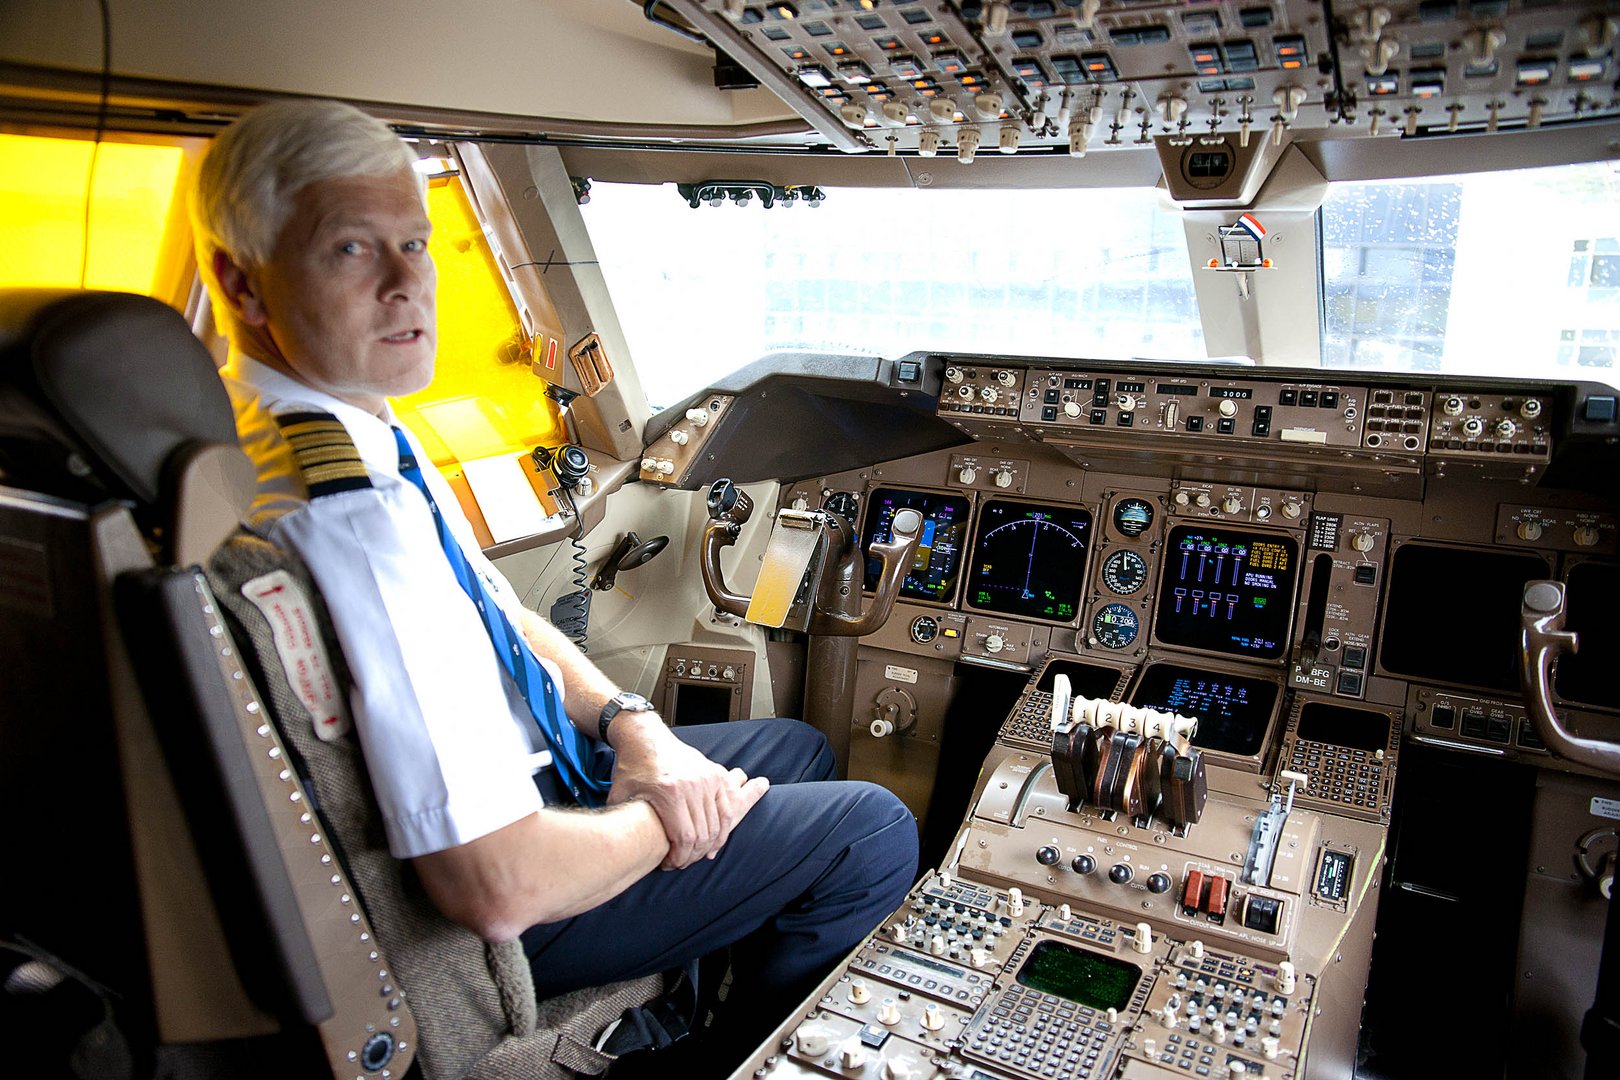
[{"xmin": 598, "ymin": 690, "xmax": 655, "ymax": 742}]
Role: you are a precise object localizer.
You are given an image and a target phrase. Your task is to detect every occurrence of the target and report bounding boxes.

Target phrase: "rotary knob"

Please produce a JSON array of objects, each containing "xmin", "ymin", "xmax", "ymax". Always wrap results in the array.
[
  {"xmin": 993, "ymin": 468, "xmax": 1014, "ymax": 489},
  {"xmin": 670, "ymin": 429, "xmax": 689, "ymax": 446},
  {"xmin": 1574, "ymin": 524, "xmax": 1601, "ymax": 547},
  {"xmin": 795, "ymin": 1023, "xmax": 833, "ymax": 1057},
  {"xmin": 1109, "ymin": 863, "xmax": 1134, "ymax": 884},
  {"xmin": 685, "ymin": 408, "xmax": 710, "ymax": 427},
  {"xmin": 1132, "ymin": 921, "xmax": 1154, "ymax": 954},
  {"xmin": 1443, "ymin": 395, "xmax": 1465, "ymax": 416},
  {"xmin": 984, "ymin": 633, "xmax": 1007, "ymax": 654},
  {"xmin": 1195, "ymin": 492, "xmax": 1212, "ymax": 509},
  {"xmin": 1517, "ymin": 520, "xmax": 1544, "ymax": 542},
  {"xmin": 849, "ymin": 978, "xmax": 871, "ymax": 1004},
  {"xmin": 1116, "ymin": 394, "xmax": 1137, "ymax": 412},
  {"xmin": 1520, "ymin": 398, "xmax": 1543, "ymax": 419},
  {"xmin": 882, "ymin": 1058, "xmax": 916, "ymax": 1080},
  {"xmin": 877, "ymin": 997, "xmax": 902, "ymax": 1026},
  {"xmin": 958, "ymin": 465, "xmax": 978, "ymax": 484},
  {"xmin": 945, "ymin": 366, "xmax": 964, "ymax": 384},
  {"xmin": 1037, "ymin": 845, "xmax": 1062, "ymax": 866},
  {"xmin": 1351, "ymin": 531, "xmax": 1376, "ymax": 553},
  {"xmin": 841, "ymin": 1044, "xmax": 868, "ymax": 1070},
  {"xmin": 1174, "ymin": 491, "xmax": 1191, "ymax": 507},
  {"xmin": 956, "ymin": 384, "xmax": 974, "ymax": 400},
  {"xmin": 1072, "ymin": 853, "xmax": 1097, "ymax": 875},
  {"xmin": 1281, "ymin": 500, "xmax": 1302, "ymax": 519},
  {"xmin": 1063, "ymin": 400, "xmax": 1083, "ymax": 418},
  {"xmin": 1221, "ymin": 495, "xmax": 1243, "ymax": 515},
  {"xmin": 921, "ymin": 1003, "xmax": 946, "ymax": 1031},
  {"xmin": 1462, "ymin": 416, "xmax": 1485, "ymax": 438},
  {"xmin": 1496, "ymin": 418, "xmax": 1518, "ymax": 440},
  {"xmin": 1218, "ymin": 398, "xmax": 1239, "ymax": 418},
  {"xmin": 980, "ymin": 385, "xmax": 1000, "ymax": 404},
  {"xmin": 996, "ymin": 369, "xmax": 1016, "ymax": 386}
]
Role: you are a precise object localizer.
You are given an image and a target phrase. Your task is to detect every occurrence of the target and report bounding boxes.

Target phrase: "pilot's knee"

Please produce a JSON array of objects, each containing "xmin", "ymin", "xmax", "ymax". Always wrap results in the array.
[
  {"xmin": 757, "ymin": 717, "xmax": 837, "ymax": 781},
  {"xmin": 845, "ymin": 781, "xmax": 920, "ymax": 887}
]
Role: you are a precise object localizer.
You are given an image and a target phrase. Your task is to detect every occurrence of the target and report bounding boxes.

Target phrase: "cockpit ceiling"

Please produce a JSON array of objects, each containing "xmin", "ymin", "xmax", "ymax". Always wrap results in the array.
[{"xmin": 2, "ymin": 0, "xmax": 1618, "ymax": 189}]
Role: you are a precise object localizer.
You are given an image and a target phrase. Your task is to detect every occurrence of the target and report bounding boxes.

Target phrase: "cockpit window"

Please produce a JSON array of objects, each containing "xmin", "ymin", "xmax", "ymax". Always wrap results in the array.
[
  {"xmin": 582, "ymin": 184, "xmax": 1202, "ymax": 407},
  {"xmin": 1320, "ymin": 160, "xmax": 1620, "ymax": 377}
]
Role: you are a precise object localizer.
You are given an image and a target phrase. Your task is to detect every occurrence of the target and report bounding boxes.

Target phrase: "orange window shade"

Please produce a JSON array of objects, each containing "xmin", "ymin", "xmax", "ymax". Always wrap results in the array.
[
  {"xmin": 393, "ymin": 175, "xmax": 565, "ymax": 470},
  {"xmin": 0, "ymin": 134, "xmax": 186, "ymax": 296}
]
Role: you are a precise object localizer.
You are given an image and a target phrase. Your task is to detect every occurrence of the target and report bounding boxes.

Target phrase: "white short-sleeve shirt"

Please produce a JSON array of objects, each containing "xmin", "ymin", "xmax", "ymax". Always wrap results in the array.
[{"xmin": 222, "ymin": 352, "xmax": 556, "ymax": 858}]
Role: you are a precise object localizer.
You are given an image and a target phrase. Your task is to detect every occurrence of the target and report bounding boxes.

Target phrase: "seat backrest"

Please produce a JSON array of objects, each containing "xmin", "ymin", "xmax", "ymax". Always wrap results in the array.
[{"xmin": 0, "ymin": 288, "xmax": 662, "ymax": 1079}]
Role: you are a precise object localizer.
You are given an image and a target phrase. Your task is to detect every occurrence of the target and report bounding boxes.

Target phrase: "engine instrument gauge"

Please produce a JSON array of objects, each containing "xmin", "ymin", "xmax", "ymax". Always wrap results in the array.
[
  {"xmin": 1113, "ymin": 498, "xmax": 1154, "ymax": 537},
  {"xmin": 1092, "ymin": 603, "xmax": 1140, "ymax": 649},
  {"xmin": 910, "ymin": 615, "xmax": 939, "ymax": 644},
  {"xmin": 1100, "ymin": 550, "xmax": 1148, "ymax": 595}
]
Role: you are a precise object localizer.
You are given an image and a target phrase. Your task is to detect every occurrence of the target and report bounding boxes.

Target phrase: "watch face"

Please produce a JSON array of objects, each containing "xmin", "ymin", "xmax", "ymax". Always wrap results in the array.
[{"xmin": 616, "ymin": 692, "xmax": 652, "ymax": 711}]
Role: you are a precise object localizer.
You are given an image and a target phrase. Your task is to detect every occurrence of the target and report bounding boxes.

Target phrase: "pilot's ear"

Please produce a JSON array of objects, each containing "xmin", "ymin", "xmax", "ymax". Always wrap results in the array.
[{"xmin": 213, "ymin": 249, "xmax": 268, "ymax": 326}]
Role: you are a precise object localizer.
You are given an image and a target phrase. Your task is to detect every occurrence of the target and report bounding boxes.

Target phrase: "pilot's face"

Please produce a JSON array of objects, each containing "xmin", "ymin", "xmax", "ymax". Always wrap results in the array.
[{"xmin": 235, "ymin": 171, "xmax": 436, "ymax": 415}]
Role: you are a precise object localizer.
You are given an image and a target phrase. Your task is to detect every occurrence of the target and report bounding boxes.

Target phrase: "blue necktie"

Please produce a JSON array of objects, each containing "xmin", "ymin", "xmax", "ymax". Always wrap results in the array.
[{"xmin": 392, "ymin": 427, "xmax": 610, "ymax": 806}]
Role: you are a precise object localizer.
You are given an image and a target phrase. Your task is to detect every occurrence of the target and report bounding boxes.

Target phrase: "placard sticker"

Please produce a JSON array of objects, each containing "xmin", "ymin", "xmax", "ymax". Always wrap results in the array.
[
  {"xmin": 242, "ymin": 570, "xmax": 351, "ymax": 741},
  {"xmin": 1592, "ymin": 797, "xmax": 1620, "ymax": 822},
  {"xmin": 884, "ymin": 664, "xmax": 919, "ymax": 685}
]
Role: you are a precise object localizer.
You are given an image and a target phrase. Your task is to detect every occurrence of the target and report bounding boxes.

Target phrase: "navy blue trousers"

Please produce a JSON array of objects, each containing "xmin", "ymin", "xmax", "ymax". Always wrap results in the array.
[{"xmin": 520, "ymin": 718, "xmax": 917, "ymax": 1031}]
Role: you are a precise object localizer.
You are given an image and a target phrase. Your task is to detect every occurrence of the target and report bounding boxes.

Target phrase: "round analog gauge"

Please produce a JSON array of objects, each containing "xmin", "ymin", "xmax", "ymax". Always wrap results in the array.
[
  {"xmin": 1092, "ymin": 603, "xmax": 1140, "ymax": 649},
  {"xmin": 1113, "ymin": 497, "xmax": 1155, "ymax": 538},
  {"xmin": 823, "ymin": 491, "xmax": 860, "ymax": 527},
  {"xmin": 1101, "ymin": 550, "xmax": 1148, "ymax": 595},
  {"xmin": 910, "ymin": 615, "xmax": 939, "ymax": 644}
]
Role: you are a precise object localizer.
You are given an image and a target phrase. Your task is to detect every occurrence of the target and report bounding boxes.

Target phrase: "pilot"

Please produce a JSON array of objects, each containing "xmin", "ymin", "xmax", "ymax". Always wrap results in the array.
[{"xmin": 189, "ymin": 98, "xmax": 918, "ymax": 1065}]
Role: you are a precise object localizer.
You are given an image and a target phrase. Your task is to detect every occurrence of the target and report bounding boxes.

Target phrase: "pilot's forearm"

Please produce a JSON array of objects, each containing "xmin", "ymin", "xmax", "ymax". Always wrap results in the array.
[
  {"xmin": 515, "ymin": 606, "xmax": 670, "ymax": 748},
  {"xmin": 413, "ymin": 800, "xmax": 669, "ymax": 941}
]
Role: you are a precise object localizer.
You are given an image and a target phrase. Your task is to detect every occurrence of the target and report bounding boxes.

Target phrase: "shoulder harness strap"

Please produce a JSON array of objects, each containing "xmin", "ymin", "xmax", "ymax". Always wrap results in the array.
[{"xmin": 272, "ymin": 410, "xmax": 372, "ymax": 498}]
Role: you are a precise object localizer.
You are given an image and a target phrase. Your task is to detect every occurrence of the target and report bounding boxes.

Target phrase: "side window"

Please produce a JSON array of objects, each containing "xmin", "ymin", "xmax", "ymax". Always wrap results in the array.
[
  {"xmin": 0, "ymin": 133, "xmax": 191, "ymax": 300},
  {"xmin": 393, "ymin": 171, "xmax": 567, "ymax": 547}
]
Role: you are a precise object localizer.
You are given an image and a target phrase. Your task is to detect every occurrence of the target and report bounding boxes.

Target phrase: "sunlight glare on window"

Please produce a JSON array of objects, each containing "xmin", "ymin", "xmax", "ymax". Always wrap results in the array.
[{"xmin": 582, "ymin": 184, "xmax": 1203, "ymax": 406}]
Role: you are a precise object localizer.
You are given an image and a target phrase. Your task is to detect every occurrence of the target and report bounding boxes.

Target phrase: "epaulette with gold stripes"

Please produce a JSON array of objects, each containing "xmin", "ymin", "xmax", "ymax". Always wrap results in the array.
[{"xmin": 272, "ymin": 410, "xmax": 372, "ymax": 498}]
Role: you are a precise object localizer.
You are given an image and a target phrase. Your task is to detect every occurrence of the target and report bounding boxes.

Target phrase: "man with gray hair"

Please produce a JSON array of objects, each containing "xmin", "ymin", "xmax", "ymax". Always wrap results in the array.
[{"xmin": 193, "ymin": 98, "xmax": 917, "ymax": 1068}]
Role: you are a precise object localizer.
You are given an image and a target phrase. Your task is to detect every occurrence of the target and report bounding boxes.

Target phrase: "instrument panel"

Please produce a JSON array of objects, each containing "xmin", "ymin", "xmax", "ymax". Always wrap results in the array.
[{"xmin": 730, "ymin": 352, "xmax": 1616, "ymax": 1080}]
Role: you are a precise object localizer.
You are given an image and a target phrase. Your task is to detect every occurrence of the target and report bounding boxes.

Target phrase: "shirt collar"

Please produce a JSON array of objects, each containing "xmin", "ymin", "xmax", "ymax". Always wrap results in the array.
[{"xmin": 224, "ymin": 350, "xmax": 407, "ymax": 477}]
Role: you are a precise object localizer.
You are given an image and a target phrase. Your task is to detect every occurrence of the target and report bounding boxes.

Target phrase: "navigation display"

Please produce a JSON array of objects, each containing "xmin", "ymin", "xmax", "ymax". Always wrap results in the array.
[
  {"xmin": 1155, "ymin": 526, "xmax": 1298, "ymax": 660},
  {"xmin": 967, "ymin": 499, "xmax": 1092, "ymax": 622},
  {"xmin": 1380, "ymin": 543, "xmax": 1551, "ymax": 694},
  {"xmin": 862, "ymin": 488, "xmax": 972, "ymax": 604},
  {"xmin": 1129, "ymin": 662, "xmax": 1279, "ymax": 757}
]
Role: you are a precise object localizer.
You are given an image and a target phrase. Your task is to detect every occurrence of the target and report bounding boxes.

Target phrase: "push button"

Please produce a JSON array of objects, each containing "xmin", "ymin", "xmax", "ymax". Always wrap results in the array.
[{"xmin": 1431, "ymin": 703, "xmax": 1456, "ymax": 729}]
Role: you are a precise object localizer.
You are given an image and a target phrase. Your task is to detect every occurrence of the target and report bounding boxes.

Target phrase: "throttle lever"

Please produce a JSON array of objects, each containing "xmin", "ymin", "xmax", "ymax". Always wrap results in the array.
[{"xmin": 1521, "ymin": 581, "xmax": 1618, "ymax": 778}]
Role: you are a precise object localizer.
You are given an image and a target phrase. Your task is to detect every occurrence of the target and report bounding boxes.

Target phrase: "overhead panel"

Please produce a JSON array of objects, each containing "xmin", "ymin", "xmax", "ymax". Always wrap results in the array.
[{"xmin": 673, "ymin": 1, "xmax": 1620, "ymax": 163}]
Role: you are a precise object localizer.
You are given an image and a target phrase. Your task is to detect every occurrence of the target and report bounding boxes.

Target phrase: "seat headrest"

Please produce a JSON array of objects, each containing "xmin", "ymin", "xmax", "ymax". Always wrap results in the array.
[
  {"xmin": 0, "ymin": 289, "xmax": 242, "ymax": 506},
  {"xmin": 0, "ymin": 289, "xmax": 254, "ymax": 564}
]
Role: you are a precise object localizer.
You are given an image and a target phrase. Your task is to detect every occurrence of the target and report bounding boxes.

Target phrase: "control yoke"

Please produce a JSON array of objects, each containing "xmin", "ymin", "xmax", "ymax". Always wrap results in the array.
[
  {"xmin": 700, "ymin": 479, "xmax": 923, "ymax": 637},
  {"xmin": 1521, "ymin": 580, "xmax": 1619, "ymax": 779}
]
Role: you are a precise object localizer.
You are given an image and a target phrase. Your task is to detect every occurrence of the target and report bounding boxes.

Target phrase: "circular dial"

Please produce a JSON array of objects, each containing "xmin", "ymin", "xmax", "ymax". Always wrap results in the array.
[
  {"xmin": 1113, "ymin": 497, "xmax": 1155, "ymax": 538},
  {"xmin": 1101, "ymin": 550, "xmax": 1148, "ymax": 595},
  {"xmin": 910, "ymin": 615, "xmax": 939, "ymax": 644},
  {"xmin": 822, "ymin": 491, "xmax": 859, "ymax": 527},
  {"xmin": 1092, "ymin": 603, "xmax": 1141, "ymax": 649}
]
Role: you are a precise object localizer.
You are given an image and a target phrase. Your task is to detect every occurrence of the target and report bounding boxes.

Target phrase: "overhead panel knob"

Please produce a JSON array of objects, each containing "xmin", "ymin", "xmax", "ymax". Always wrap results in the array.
[
  {"xmin": 921, "ymin": 1003, "xmax": 946, "ymax": 1031},
  {"xmin": 849, "ymin": 978, "xmax": 872, "ymax": 1004},
  {"xmin": 882, "ymin": 1058, "xmax": 916, "ymax": 1080},
  {"xmin": 975, "ymin": 93, "xmax": 1003, "ymax": 120},
  {"xmin": 877, "ymin": 997, "xmax": 903, "ymax": 1026},
  {"xmin": 841, "ymin": 1044, "xmax": 868, "ymax": 1070},
  {"xmin": 882, "ymin": 101, "xmax": 909, "ymax": 126},
  {"xmin": 918, "ymin": 130, "xmax": 941, "ymax": 157},
  {"xmin": 957, "ymin": 127, "xmax": 982, "ymax": 164},
  {"xmin": 795, "ymin": 1023, "xmax": 833, "ymax": 1057},
  {"xmin": 930, "ymin": 98, "xmax": 957, "ymax": 123}
]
